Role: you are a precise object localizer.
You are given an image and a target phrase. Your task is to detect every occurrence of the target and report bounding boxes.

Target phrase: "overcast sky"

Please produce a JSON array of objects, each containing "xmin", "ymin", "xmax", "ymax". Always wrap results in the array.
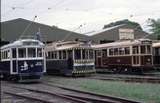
[{"xmin": 1, "ymin": 0, "xmax": 160, "ymax": 35}]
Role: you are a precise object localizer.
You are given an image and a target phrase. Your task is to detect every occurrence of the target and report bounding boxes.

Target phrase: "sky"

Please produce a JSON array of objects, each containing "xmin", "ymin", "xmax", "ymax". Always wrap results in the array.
[{"xmin": 1, "ymin": 0, "xmax": 160, "ymax": 35}]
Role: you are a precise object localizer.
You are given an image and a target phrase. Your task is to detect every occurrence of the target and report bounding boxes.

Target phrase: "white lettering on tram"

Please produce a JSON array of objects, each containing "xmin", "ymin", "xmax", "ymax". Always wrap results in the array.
[{"xmin": 21, "ymin": 61, "xmax": 28, "ymax": 71}]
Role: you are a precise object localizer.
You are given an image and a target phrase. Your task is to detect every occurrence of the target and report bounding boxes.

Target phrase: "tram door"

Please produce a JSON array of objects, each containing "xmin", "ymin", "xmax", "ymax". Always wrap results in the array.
[
  {"xmin": 132, "ymin": 46, "xmax": 140, "ymax": 66},
  {"xmin": 95, "ymin": 50, "xmax": 102, "ymax": 67},
  {"xmin": 132, "ymin": 56, "xmax": 140, "ymax": 66},
  {"xmin": 11, "ymin": 48, "xmax": 18, "ymax": 74}
]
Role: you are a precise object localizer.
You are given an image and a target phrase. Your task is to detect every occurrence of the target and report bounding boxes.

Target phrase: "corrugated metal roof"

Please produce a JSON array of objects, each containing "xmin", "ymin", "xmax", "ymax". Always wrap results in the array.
[
  {"xmin": 1, "ymin": 18, "xmax": 89, "ymax": 42},
  {"xmin": 88, "ymin": 24, "xmax": 125, "ymax": 36}
]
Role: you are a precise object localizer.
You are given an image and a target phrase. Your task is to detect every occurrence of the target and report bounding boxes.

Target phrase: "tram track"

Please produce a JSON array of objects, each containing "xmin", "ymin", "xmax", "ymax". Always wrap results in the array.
[
  {"xmin": 1, "ymin": 80, "xmax": 142, "ymax": 103},
  {"xmin": 2, "ymin": 82, "xmax": 88, "ymax": 103},
  {"xmin": 90, "ymin": 74, "xmax": 160, "ymax": 83},
  {"xmin": 42, "ymin": 81, "xmax": 142, "ymax": 103},
  {"xmin": 6, "ymin": 84, "xmax": 120, "ymax": 103}
]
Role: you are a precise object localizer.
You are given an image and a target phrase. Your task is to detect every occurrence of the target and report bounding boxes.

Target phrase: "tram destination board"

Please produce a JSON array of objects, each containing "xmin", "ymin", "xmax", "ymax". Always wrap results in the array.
[
  {"xmin": 23, "ymin": 41, "xmax": 39, "ymax": 45},
  {"xmin": 141, "ymin": 40, "xmax": 152, "ymax": 44}
]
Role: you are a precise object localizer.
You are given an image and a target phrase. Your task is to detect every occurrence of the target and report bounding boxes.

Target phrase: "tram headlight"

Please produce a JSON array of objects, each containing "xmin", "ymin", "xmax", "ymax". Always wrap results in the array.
[{"xmin": 147, "ymin": 58, "xmax": 151, "ymax": 62}]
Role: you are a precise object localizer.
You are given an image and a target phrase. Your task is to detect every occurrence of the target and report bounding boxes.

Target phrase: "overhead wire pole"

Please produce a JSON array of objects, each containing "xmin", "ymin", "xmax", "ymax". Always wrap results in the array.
[
  {"xmin": 19, "ymin": 15, "xmax": 37, "ymax": 39},
  {"xmin": 62, "ymin": 24, "xmax": 83, "ymax": 41}
]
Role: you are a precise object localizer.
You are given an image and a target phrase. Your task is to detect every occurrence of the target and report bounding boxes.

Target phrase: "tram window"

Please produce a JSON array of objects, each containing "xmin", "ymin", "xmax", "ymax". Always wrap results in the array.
[
  {"xmin": 125, "ymin": 47, "xmax": 130, "ymax": 55},
  {"xmin": 141, "ymin": 46, "xmax": 146, "ymax": 54},
  {"xmin": 6, "ymin": 51, "xmax": 8, "ymax": 59},
  {"xmin": 6, "ymin": 51, "xmax": 9, "ymax": 59},
  {"xmin": 89, "ymin": 50, "xmax": 94, "ymax": 59},
  {"xmin": 50, "ymin": 52, "xmax": 53, "ymax": 59},
  {"xmin": 7, "ymin": 50, "xmax": 10, "ymax": 58},
  {"xmin": 48, "ymin": 51, "xmax": 51, "ymax": 59},
  {"xmin": 12, "ymin": 48, "xmax": 17, "ymax": 58},
  {"xmin": 67, "ymin": 50, "xmax": 73, "ymax": 59},
  {"xmin": 86, "ymin": 50, "xmax": 89, "ymax": 59},
  {"xmin": 119, "ymin": 48, "xmax": 124, "ymax": 55},
  {"xmin": 62, "ymin": 50, "xmax": 66, "ymax": 59},
  {"xmin": 2, "ymin": 51, "xmax": 4, "ymax": 59},
  {"xmin": 0, "ymin": 52, "xmax": 1, "ymax": 59},
  {"xmin": 4, "ymin": 51, "xmax": 6, "ymax": 59},
  {"xmin": 82, "ymin": 49, "xmax": 89, "ymax": 59},
  {"xmin": 109, "ymin": 49, "xmax": 114, "ymax": 55},
  {"xmin": 146, "ymin": 45, "xmax": 151, "ymax": 54},
  {"xmin": 114, "ymin": 48, "xmax": 118, "ymax": 55},
  {"xmin": 102, "ymin": 49, "xmax": 107, "ymax": 57},
  {"xmin": 59, "ymin": 51, "xmax": 62, "ymax": 59},
  {"xmin": 97, "ymin": 50, "xmax": 101, "ymax": 56},
  {"xmin": 82, "ymin": 49, "xmax": 86, "ymax": 59},
  {"xmin": 18, "ymin": 48, "xmax": 26, "ymax": 58},
  {"xmin": 133, "ymin": 46, "xmax": 138, "ymax": 54},
  {"xmin": 3, "ymin": 51, "xmax": 5, "ymax": 59},
  {"xmin": 155, "ymin": 48, "xmax": 160, "ymax": 56},
  {"xmin": 54, "ymin": 51, "xmax": 57, "ymax": 59},
  {"xmin": 75, "ymin": 49, "xmax": 81, "ymax": 59},
  {"xmin": 28, "ymin": 48, "xmax": 36, "ymax": 57},
  {"xmin": 37, "ymin": 48, "xmax": 42, "ymax": 57},
  {"xmin": 82, "ymin": 49, "xmax": 85, "ymax": 59}
]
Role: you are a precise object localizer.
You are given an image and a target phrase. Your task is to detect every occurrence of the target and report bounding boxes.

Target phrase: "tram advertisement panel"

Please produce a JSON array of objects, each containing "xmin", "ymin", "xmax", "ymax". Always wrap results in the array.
[{"xmin": 16, "ymin": 60, "xmax": 44, "ymax": 74}]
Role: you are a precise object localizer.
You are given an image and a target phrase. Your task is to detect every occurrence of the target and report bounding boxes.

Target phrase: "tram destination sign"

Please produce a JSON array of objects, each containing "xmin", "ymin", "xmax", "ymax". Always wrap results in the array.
[
  {"xmin": 141, "ymin": 40, "xmax": 152, "ymax": 44},
  {"xmin": 23, "ymin": 41, "xmax": 39, "ymax": 45}
]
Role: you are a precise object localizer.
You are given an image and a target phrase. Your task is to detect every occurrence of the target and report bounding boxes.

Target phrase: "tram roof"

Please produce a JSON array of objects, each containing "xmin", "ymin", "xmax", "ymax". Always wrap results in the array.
[
  {"xmin": 45, "ymin": 41, "xmax": 92, "ymax": 51},
  {"xmin": 92, "ymin": 39, "xmax": 151, "ymax": 49},
  {"xmin": 1, "ymin": 39, "xmax": 44, "ymax": 49},
  {"xmin": 153, "ymin": 42, "xmax": 160, "ymax": 48}
]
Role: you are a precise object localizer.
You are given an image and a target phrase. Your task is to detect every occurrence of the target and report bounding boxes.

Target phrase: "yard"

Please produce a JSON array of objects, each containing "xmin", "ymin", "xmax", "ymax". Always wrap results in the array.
[{"xmin": 44, "ymin": 76, "xmax": 160, "ymax": 103}]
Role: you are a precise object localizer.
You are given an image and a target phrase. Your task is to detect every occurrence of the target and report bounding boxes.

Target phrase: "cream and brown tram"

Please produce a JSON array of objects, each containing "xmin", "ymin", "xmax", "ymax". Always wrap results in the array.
[
  {"xmin": 45, "ymin": 41, "xmax": 95, "ymax": 76},
  {"xmin": 92, "ymin": 39, "xmax": 153, "ymax": 73},
  {"xmin": 152, "ymin": 42, "xmax": 160, "ymax": 70}
]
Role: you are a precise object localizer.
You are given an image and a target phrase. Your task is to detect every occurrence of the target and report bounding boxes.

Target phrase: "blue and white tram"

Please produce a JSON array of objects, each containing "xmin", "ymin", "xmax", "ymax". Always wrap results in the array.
[{"xmin": 0, "ymin": 39, "xmax": 46, "ymax": 82}]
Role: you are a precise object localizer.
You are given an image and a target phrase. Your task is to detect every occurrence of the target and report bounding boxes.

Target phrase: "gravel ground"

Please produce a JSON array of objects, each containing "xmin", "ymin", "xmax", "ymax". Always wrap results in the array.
[{"xmin": 1, "ymin": 75, "xmax": 160, "ymax": 103}]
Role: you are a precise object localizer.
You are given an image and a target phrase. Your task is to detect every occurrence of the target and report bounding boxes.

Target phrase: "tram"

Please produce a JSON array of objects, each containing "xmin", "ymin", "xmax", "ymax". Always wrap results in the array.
[
  {"xmin": 92, "ymin": 39, "xmax": 153, "ymax": 73},
  {"xmin": 45, "ymin": 41, "xmax": 95, "ymax": 76},
  {"xmin": 0, "ymin": 39, "xmax": 46, "ymax": 82},
  {"xmin": 152, "ymin": 42, "xmax": 160, "ymax": 70}
]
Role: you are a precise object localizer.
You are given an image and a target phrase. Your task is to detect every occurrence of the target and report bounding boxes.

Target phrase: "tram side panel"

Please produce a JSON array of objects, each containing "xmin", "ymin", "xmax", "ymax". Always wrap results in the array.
[
  {"xmin": 46, "ymin": 59, "xmax": 72, "ymax": 76},
  {"xmin": 16, "ymin": 60, "xmax": 44, "ymax": 74},
  {"xmin": 153, "ymin": 47, "xmax": 160, "ymax": 69},
  {"xmin": 0, "ymin": 61, "xmax": 10, "ymax": 75},
  {"xmin": 140, "ymin": 55, "xmax": 153, "ymax": 67},
  {"xmin": 108, "ymin": 56, "xmax": 132, "ymax": 68},
  {"xmin": 153, "ymin": 56, "xmax": 160, "ymax": 68}
]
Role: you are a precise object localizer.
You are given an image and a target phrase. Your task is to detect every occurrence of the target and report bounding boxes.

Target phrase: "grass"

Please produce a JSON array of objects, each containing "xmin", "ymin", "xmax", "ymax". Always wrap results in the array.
[{"xmin": 44, "ymin": 76, "xmax": 160, "ymax": 103}]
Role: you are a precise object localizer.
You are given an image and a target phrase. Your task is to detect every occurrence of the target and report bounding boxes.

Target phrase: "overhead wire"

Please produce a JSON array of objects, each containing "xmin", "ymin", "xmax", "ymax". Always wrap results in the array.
[
  {"xmin": 62, "ymin": 25, "xmax": 83, "ymax": 41},
  {"xmin": 2, "ymin": 0, "xmax": 35, "ymax": 17},
  {"xmin": 2, "ymin": 0, "xmax": 160, "ymax": 39},
  {"xmin": 19, "ymin": 15, "xmax": 37, "ymax": 39}
]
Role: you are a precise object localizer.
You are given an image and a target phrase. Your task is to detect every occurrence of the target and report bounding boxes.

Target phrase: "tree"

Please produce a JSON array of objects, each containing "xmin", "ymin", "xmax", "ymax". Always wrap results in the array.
[
  {"xmin": 103, "ymin": 19, "xmax": 142, "ymax": 30},
  {"xmin": 149, "ymin": 19, "xmax": 160, "ymax": 40}
]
